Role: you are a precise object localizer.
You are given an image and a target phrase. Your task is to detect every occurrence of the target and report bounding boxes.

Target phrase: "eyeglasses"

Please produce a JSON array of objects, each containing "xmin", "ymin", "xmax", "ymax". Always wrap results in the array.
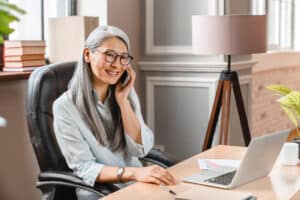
[{"xmin": 95, "ymin": 48, "xmax": 133, "ymax": 66}]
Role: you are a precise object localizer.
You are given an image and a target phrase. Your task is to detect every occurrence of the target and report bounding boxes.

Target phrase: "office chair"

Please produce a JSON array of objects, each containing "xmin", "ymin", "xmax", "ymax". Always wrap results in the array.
[{"xmin": 26, "ymin": 61, "xmax": 178, "ymax": 200}]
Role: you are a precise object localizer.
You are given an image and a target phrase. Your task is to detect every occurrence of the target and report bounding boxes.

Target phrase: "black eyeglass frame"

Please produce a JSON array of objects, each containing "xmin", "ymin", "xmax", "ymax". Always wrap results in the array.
[{"xmin": 95, "ymin": 48, "xmax": 134, "ymax": 66}]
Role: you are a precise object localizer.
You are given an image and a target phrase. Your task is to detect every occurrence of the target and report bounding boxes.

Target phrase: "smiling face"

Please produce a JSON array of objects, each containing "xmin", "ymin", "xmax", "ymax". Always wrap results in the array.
[{"xmin": 84, "ymin": 37, "xmax": 129, "ymax": 87}]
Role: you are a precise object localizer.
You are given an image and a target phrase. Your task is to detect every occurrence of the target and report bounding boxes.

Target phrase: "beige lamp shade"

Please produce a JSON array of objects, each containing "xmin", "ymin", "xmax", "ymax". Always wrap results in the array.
[{"xmin": 191, "ymin": 15, "xmax": 267, "ymax": 55}]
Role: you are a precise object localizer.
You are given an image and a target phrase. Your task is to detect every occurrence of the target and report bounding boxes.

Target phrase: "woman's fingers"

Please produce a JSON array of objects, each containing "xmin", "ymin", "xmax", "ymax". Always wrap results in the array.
[
  {"xmin": 126, "ymin": 64, "xmax": 134, "ymax": 73},
  {"xmin": 125, "ymin": 65, "xmax": 136, "ymax": 83},
  {"xmin": 134, "ymin": 165, "xmax": 177, "ymax": 185},
  {"xmin": 147, "ymin": 176, "xmax": 165, "ymax": 185},
  {"xmin": 156, "ymin": 168, "xmax": 176, "ymax": 185},
  {"xmin": 162, "ymin": 172, "xmax": 176, "ymax": 185},
  {"xmin": 149, "ymin": 165, "xmax": 176, "ymax": 185},
  {"xmin": 151, "ymin": 172, "xmax": 173, "ymax": 185}
]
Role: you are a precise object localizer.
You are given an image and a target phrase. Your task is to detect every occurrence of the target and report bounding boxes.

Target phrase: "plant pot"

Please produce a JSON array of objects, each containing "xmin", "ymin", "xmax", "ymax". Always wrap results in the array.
[
  {"xmin": 292, "ymin": 137, "xmax": 300, "ymax": 159},
  {"xmin": 287, "ymin": 128, "xmax": 300, "ymax": 142},
  {"xmin": 286, "ymin": 128, "xmax": 300, "ymax": 159}
]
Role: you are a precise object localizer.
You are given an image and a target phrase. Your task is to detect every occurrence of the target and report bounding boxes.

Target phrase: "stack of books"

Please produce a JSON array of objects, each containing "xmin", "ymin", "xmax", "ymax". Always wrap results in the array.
[
  {"xmin": 2, "ymin": 40, "xmax": 46, "ymax": 72},
  {"xmin": 0, "ymin": 44, "xmax": 4, "ymax": 69}
]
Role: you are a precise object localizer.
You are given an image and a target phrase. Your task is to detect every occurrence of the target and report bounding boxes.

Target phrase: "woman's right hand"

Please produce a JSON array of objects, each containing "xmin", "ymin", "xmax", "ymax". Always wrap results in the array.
[{"xmin": 132, "ymin": 165, "xmax": 176, "ymax": 185}]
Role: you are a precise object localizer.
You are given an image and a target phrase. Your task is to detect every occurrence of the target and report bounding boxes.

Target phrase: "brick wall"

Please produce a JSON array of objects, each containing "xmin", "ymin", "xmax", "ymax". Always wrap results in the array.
[{"xmin": 251, "ymin": 52, "xmax": 300, "ymax": 137}]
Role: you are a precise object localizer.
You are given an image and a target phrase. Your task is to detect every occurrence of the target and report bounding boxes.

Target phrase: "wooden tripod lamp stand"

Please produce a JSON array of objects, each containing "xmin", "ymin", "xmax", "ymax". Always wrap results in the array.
[{"xmin": 191, "ymin": 15, "xmax": 267, "ymax": 151}]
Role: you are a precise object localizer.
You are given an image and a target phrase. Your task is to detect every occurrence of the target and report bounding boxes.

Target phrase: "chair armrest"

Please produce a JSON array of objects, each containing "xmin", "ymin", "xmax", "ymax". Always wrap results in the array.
[
  {"xmin": 140, "ymin": 148, "xmax": 179, "ymax": 168},
  {"xmin": 38, "ymin": 171, "xmax": 120, "ymax": 196},
  {"xmin": 39, "ymin": 171, "xmax": 84, "ymax": 184},
  {"xmin": 36, "ymin": 180, "xmax": 106, "ymax": 198}
]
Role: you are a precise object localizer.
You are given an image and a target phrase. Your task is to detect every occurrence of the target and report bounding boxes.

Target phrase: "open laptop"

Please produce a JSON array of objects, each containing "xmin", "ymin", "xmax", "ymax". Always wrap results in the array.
[{"xmin": 182, "ymin": 130, "xmax": 289, "ymax": 189}]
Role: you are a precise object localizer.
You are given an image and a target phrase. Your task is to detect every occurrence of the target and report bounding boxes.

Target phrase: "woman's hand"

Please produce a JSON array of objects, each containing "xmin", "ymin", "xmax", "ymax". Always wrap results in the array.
[
  {"xmin": 132, "ymin": 165, "xmax": 176, "ymax": 185},
  {"xmin": 115, "ymin": 65, "xmax": 136, "ymax": 107}
]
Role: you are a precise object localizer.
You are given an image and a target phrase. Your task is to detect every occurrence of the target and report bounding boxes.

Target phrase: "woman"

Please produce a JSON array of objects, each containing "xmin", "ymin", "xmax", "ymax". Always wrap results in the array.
[{"xmin": 53, "ymin": 25, "xmax": 176, "ymax": 199}]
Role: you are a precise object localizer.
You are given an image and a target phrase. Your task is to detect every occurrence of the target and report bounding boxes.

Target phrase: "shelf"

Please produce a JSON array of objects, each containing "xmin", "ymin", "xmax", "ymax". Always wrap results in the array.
[{"xmin": 0, "ymin": 71, "xmax": 31, "ymax": 82}]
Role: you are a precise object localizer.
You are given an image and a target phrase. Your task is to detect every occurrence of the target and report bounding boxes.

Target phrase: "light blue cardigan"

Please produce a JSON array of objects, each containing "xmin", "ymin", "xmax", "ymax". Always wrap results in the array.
[{"xmin": 53, "ymin": 88, "xmax": 154, "ymax": 199}]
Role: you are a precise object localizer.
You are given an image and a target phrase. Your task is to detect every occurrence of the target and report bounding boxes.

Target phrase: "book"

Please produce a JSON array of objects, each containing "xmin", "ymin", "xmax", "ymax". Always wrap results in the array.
[
  {"xmin": 4, "ymin": 46, "xmax": 45, "ymax": 56},
  {"xmin": 4, "ymin": 40, "xmax": 46, "ymax": 48},
  {"xmin": 0, "ymin": 44, "xmax": 3, "ymax": 68},
  {"xmin": 2, "ymin": 66, "xmax": 41, "ymax": 72},
  {"xmin": 4, "ymin": 60, "xmax": 45, "ymax": 67},
  {"xmin": 4, "ymin": 54, "xmax": 45, "ymax": 61}
]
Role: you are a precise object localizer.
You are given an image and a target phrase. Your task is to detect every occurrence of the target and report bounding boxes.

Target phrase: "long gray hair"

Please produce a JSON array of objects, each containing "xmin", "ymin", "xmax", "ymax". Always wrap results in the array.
[{"xmin": 68, "ymin": 25, "xmax": 132, "ymax": 153}]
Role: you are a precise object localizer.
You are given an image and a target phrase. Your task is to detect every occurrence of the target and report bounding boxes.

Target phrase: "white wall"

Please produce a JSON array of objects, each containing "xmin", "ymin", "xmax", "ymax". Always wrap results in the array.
[{"xmin": 77, "ymin": 0, "xmax": 107, "ymax": 25}]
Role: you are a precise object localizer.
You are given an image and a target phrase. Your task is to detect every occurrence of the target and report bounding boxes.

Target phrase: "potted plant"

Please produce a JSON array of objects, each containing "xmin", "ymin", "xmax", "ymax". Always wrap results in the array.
[
  {"xmin": 0, "ymin": 0, "xmax": 25, "ymax": 68},
  {"xmin": 267, "ymin": 84, "xmax": 300, "ymax": 157}
]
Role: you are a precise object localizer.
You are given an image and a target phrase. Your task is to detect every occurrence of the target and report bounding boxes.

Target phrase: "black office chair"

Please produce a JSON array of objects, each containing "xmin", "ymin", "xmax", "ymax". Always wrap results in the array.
[{"xmin": 26, "ymin": 61, "xmax": 178, "ymax": 200}]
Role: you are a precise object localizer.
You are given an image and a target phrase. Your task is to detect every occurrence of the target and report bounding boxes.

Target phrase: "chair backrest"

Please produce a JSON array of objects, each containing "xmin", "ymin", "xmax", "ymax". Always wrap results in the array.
[{"xmin": 26, "ymin": 61, "xmax": 77, "ymax": 172}]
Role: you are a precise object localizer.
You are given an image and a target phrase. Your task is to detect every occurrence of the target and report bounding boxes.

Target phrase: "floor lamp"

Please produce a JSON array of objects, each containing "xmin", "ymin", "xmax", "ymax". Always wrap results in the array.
[{"xmin": 191, "ymin": 15, "xmax": 267, "ymax": 151}]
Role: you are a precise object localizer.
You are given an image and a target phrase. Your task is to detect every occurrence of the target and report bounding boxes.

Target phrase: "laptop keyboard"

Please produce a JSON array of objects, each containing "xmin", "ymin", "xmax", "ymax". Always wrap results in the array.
[{"xmin": 205, "ymin": 170, "xmax": 236, "ymax": 185}]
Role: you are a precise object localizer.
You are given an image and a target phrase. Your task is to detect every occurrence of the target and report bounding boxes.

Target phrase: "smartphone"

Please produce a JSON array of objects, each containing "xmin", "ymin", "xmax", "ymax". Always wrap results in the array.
[{"xmin": 120, "ymin": 71, "xmax": 131, "ymax": 87}]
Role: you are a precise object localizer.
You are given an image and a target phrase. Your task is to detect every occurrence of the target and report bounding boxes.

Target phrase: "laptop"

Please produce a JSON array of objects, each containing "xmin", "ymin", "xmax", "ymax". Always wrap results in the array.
[{"xmin": 182, "ymin": 130, "xmax": 289, "ymax": 189}]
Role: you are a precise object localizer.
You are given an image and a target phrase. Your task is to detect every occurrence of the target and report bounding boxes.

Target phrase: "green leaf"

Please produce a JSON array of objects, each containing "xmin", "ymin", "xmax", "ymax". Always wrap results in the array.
[
  {"xmin": 269, "ymin": 84, "xmax": 300, "ymax": 137},
  {"xmin": 0, "ymin": 9, "xmax": 19, "ymax": 22},
  {"xmin": 0, "ymin": 1, "xmax": 26, "ymax": 15},
  {"xmin": 0, "ymin": 1, "xmax": 23, "ymax": 32},
  {"xmin": 0, "ymin": 25, "xmax": 15, "ymax": 35},
  {"xmin": 266, "ymin": 84, "xmax": 292, "ymax": 96},
  {"xmin": 0, "ymin": 1, "xmax": 25, "ymax": 44},
  {"xmin": 0, "ymin": 11, "xmax": 17, "ymax": 35},
  {"xmin": 280, "ymin": 105, "xmax": 298, "ymax": 129},
  {"xmin": 278, "ymin": 91, "xmax": 300, "ymax": 117}
]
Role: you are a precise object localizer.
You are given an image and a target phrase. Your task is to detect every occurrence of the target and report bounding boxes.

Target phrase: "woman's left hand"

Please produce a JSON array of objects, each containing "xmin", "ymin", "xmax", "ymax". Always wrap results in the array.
[{"xmin": 115, "ymin": 65, "xmax": 136, "ymax": 107}]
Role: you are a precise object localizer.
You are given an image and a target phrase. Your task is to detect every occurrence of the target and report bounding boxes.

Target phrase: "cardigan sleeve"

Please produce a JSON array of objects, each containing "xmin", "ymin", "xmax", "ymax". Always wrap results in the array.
[
  {"xmin": 124, "ymin": 89, "xmax": 154, "ymax": 157},
  {"xmin": 53, "ymin": 99, "xmax": 104, "ymax": 186}
]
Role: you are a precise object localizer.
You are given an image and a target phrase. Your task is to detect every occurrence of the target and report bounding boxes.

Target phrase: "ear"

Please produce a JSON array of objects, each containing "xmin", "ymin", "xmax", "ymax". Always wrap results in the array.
[{"xmin": 83, "ymin": 48, "xmax": 91, "ymax": 63}]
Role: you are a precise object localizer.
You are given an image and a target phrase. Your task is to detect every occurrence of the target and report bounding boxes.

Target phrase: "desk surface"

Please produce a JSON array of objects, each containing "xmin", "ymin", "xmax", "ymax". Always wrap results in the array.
[{"xmin": 101, "ymin": 145, "xmax": 300, "ymax": 200}]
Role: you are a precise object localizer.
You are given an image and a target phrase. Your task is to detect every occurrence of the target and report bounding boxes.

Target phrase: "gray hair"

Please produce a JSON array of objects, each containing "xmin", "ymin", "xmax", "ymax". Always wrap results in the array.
[{"xmin": 68, "ymin": 25, "xmax": 132, "ymax": 154}]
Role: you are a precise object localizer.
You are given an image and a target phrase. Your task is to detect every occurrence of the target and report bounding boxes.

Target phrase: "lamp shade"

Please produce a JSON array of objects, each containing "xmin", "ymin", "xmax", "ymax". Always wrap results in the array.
[{"xmin": 191, "ymin": 15, "xmax": 267, "ymax": 55}]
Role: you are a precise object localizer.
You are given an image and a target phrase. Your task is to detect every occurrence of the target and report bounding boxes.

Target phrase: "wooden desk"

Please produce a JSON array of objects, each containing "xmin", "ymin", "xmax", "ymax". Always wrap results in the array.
[{"xmin": 101, "ymin": 145, "xmax": 300, "ymax": 200}]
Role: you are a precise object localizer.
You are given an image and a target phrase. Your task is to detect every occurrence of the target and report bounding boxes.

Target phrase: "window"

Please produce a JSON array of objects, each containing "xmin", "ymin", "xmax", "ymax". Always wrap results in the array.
[
  {"xmin": 294, "ymin": 0, "xmax": 300, "ymax": 50},
  {"xmin": 8, "ymin": 0, "xmax": 42, "ymax": 40},
  {"xmin": 8, "ymin": 0, "xmax": 76, "ymax": 55},
  {"xmin": 252, "ymin": 0, "xmax": 300, "ymax": 51}
]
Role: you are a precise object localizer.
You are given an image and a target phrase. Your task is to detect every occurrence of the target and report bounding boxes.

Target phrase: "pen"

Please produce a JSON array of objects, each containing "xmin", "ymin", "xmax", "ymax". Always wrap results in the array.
[
  {"xmin": 243, "ymin": 195, "xmax": 257, "ymax": 200},
  {"xmin": 159, "ymin": 184, "xmax": 177, "ymax": 195}
]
